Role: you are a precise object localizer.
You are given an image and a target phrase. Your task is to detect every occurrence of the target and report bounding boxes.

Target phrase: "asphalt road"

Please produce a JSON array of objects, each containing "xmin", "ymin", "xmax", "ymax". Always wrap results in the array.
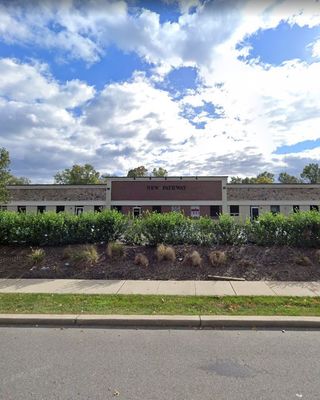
[{"xmin": 0, "ymin": 327, "xmax": 319, "ymax": 400}]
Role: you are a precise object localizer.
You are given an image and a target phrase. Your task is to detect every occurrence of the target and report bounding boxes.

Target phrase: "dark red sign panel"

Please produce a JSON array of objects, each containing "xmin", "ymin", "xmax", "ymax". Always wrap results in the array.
[{"xmin": 111, "ymin": 180, "xmax": 222, "ymax": 201}]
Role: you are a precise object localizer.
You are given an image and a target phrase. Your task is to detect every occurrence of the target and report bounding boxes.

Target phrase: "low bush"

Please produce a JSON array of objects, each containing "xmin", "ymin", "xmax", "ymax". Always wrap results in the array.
[
  {"xmin": 1, "ymin": 209, "xmax": 320, "ymax": 248},
  {"xmin": 28, "ymin": 248, "xmax": 45, "ymax": 265},
  {"xmin": 294, "ymin": 255, "xmax": 312, "ymax": 267},
  {"xmin": 70, "ymin": 245, "xmax": 99, "ymax": 266},
  {"xmin": 184, "ymin": 250, "xmax": 202, "ymax": 267},
  {"xmin": 156, "ymin": 244, "xmax": 176, "ymax": 262},
  {"xmin": 107, "ymin": 242, "xmax": 125, "ymax": 259},
  {"xmin": 0, "ymin": 210, "xmax": 127, "ymax": 246},
  {"xmin": 134, "ymin": 253, "xmax": 149, "ymax": 267},
  {"xmin": 209, "ymin": 250, "xmax": 227, "ymax": 267}
]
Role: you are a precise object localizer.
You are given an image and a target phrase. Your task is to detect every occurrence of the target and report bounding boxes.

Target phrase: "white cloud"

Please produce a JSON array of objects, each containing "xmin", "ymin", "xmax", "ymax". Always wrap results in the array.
[{"xmin": 1, "ymin": 1, "xmax": 320, "ymax": 181}]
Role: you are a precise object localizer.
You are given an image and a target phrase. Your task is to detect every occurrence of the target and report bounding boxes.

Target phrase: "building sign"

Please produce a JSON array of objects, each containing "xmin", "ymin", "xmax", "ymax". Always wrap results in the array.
[
  {"xmin": 147, "ymin": 185, "xmax": 186, "ymax": 191},
  {"xmin": 111, "ymin": 180, "xmax": 223, "ymax": 201},
  {"xmin": 190, "ymin": 206, "xmax": 200, "ymax": 218}
]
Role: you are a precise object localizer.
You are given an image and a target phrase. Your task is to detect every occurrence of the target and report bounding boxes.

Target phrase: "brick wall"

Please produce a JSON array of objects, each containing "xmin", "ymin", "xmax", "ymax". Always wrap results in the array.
[
  {"xmin": 8, "ymin": 187, "xmax": 107, "ymax": 202},
  {"xmin": 227, "ymin": 186, "xmax": 320, "ymax": 201}
]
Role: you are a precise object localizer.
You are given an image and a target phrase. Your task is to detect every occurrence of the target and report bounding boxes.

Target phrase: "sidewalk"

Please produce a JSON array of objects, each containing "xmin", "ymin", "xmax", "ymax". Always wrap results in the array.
[{"xmin": 1, "ymin": 279, "xmax": 320, "ymax": 296}]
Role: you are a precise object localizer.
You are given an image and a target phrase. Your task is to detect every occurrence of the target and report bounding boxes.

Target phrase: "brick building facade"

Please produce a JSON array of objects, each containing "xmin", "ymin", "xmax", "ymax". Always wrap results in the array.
[{"xmin": 1, "ymin": 177, "xmax": 320, "ymax": 220}]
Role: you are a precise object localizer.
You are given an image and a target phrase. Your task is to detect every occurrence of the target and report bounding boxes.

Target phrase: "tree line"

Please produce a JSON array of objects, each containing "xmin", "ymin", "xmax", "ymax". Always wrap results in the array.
[{"xmin": 1, "ymin": 146, "xmax": 320, "ymax": 203}]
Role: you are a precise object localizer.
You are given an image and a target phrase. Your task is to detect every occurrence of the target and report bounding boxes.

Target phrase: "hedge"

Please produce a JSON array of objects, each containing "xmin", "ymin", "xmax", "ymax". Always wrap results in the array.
[{"xmin": 0, "ymin": 210, "xmax": 319, "ymax": 248}]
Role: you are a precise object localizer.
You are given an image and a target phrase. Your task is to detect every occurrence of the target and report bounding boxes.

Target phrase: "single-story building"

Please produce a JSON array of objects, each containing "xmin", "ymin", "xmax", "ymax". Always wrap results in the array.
[{"xmin": 1, "ymin": 176, "xmax": 320, "ymax": 220}]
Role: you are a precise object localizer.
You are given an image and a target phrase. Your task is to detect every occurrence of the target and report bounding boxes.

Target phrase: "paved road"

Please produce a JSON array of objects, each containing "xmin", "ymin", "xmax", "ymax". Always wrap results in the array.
[{"xmin": 0, "ymin": 327, "xmax": 319, "ymax": 399}]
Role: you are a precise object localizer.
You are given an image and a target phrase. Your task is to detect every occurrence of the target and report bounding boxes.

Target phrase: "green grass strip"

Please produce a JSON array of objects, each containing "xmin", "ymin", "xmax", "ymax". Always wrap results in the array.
[{"xmin": 1, "ymin": 294, "xmax": 320, "ymax": 316}]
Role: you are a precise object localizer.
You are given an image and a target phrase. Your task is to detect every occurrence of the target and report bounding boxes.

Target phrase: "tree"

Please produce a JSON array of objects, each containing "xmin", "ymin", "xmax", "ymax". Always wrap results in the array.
[
  {"xmin": 254, "ymin": 171, "xmax": 275, "ymax": 184},
  {"xmin": 127, "ymin": 166, "xmax": 148, "ymax": 178},
  {"xmin": 0, "ymin": 148, "xmax": 10, "ymax": 203},
  {"xmin": 54, "ymin": 164, "xmax": 101, "ymax": 184},
  {"xmin": 152, "ymin": 167, "xmax": 168, "ymax": 177},
  {"xmin": 301, "ymin": 163, "xmax": 320, "ymax": 184},
  {"xmin": 229, "ymin": 171, "xmax": 274, "ymax": 184},
  {"xmin": 278, "ymin": 172, "xmax": 301, "ymax": 184},
  {"xmin": 229, "ymin": 176, "xmax": 243, "ymax": 184}
]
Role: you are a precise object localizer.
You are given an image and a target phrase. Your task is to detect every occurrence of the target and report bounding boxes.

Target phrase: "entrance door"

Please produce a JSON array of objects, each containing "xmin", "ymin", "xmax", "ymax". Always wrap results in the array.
[
  {"xmin": 133, "ymin": 207, "xmax": 141, "ymax": 218},
  {"xmin": 250, "ymin": 206, "xmax": 259, "ymax": 220}
]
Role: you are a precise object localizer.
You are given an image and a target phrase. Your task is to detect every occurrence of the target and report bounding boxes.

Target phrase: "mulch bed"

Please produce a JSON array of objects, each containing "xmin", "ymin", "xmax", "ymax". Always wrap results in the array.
[{"xmin": 0, "ymin": 244, "xmax": 320, "ymax": 281}]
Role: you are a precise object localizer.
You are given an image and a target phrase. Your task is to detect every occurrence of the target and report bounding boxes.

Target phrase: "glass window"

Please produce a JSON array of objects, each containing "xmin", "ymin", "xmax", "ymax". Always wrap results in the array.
[
  {"xmin": 152, "ymin": 206, "xmax": 162, "ymax": 213},
  {"xmin": 94, "ymin": 205, "xmax": 104, "ymax": 212},
  {"xmin": 112, "ymin": 206, "xmax": 122, "ymax": 213},
  {"xmin": 56, "ymin": 206, "xmax": 65, "ymax": 213},
  {"xmin": 293, "ymin": 205, "xmax": 300, "ymax": 213},
  {"xmin": 75, "ymin": 206, "xmax": 84, "ymax": 215},
  {"xmin": 37, "ymin": 206, "xmax": 46, "ymax": 214},
  {"xmin": 0, "ymin": 206, "xmax": 7, "ymax": 211},
  {"xmin": 171, "ymin": 205, "xmax": 181, "ymax": 212},
  {"xmin": 310, "ymin": 205, "xmax": 319, "ymax": 211},
  {"xmin": 210, "ymin": 205, "xmax": 222, "ymax": 218},
  {"xmin": 270, "ymin": 205, "xmax": 280, "ymax": 214},
  {"xmin": 17, "ymin": 206, "xmax": 26, "ymax": 213},
  {"xmin": 230, "ymin": 205, "xmax": 240, "ymax": 216}
]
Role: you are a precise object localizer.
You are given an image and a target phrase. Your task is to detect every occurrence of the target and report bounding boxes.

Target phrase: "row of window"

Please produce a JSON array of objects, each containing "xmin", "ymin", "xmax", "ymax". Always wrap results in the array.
[
  {"xmin": 1, "ymin": 204, "xmax": 319, "ymax": 216},
  {"xmin": 8, "ymin": 205, "xmax": 105, "ymax": 214}
]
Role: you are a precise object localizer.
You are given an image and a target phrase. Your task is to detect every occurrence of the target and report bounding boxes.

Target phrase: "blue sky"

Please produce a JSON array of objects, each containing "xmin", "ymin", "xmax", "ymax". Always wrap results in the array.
[{"xmin": 1, "ymin": 0, "xmax": 320, "ymax": 182}]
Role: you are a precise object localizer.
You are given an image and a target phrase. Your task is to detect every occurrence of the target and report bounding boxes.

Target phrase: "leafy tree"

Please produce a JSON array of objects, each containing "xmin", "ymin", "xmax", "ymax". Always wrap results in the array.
[
  {"xmin": 229, "ymin": 176, "xmax": 243, "ymax": 183},
  {"xmin": 254, "ymin": 171, "xmax": 275, "ymax": 184},
  {"xmin": 301, "ymin": 163, "xmax": 320, "ymax": 184},
  {"xmin": 54, "ymin": 164, "xmax": 101, "ymax": 184},
  {"xmin": 7, "ymin": 175, "xmax": 31, "ymax": 185},
  {"xmin": 0, "ymin": 148, "xmax": 10, "ymax": 202},
  {"xmin": 278, "ymin": 172, "xmax": 301, "ymax": 184},
  {"xmin": 127, "ymin": 166, "xmax": 148, "ymax": 178},
  {"xmin": 229, "ymin": 171, "xmax": 274, "ymax": 184},
  {"xmin": 152, "ymin": 167, "xmax": 168, "ymax": 177}
]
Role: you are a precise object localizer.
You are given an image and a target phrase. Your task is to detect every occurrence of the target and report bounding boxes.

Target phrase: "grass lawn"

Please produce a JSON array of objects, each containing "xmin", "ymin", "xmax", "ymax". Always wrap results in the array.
[{"xmin": 0, "ymin": 294, "xmax": 320, "ymax": 316}]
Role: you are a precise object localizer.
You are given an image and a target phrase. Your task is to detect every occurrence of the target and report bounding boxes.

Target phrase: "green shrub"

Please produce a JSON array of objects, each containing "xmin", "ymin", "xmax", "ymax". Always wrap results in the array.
[
  {"xmin": 213, "ymin": 214, "xmax": 247, "ymax": 245},
  {"xmin": 1, "ymin": 209, "xmax": 320, "ymax": 248},
  {"xmin": 139, "ymin": 212, "xmax": 190, "ymax": 245},
  {"xmin": 0, "ymin": 210, "xmax": 127, "ymax": 246}
]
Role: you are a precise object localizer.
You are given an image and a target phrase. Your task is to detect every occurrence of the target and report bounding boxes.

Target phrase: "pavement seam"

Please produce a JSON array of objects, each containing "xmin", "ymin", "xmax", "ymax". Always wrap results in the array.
[
  {"xmin": 115, "ymin": 280, "xmax": 127, "ymax": 294},
  {"xmin": 229, "ymin": 281, "xmax": 237, "ymax": 296}
]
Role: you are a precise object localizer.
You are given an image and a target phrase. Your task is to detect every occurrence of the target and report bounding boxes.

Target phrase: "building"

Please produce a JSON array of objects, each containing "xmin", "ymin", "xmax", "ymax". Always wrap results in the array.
[{"xmin": 1, "ymin": 176, "xmax": 320, "ymax": 220}]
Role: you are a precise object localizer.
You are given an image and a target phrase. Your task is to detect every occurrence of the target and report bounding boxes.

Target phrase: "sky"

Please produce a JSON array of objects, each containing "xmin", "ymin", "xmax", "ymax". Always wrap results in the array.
[{"xmin": 0, "ymin": 0, "xmax": 320, "ymax": 182}]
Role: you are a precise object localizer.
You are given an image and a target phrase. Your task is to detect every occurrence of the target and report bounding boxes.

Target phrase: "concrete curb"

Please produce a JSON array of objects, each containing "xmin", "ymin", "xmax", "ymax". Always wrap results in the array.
[{"xmin": 1, "ymin": 314, "xmax": 320, "ymax": 328}]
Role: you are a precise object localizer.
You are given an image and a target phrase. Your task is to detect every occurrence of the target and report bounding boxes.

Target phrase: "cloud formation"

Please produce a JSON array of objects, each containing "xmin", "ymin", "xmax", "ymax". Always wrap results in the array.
[{"xmin": 1, "ymin": 0, "xmax": 320, "ymax": 181}]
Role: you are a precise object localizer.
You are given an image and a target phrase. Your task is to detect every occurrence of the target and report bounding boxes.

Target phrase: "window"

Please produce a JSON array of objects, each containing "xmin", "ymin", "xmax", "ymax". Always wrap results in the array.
[
  {"xmin": 270, "ymin": 205, "xmax": 280, "ymax": 214},
  {"xmin": 56, "ymin": 206, "xmax": 65, "ymax": 213},
  {"xmin": 17, "ymin": 206, "xmax": 26, "ymax": 213},
  {"xmin": 293, "ymin": 205, "xmax": 300, "ymax": 213},
  {"xmin": 94, "ymin": 205, "xmax": 104, "ymax": 213},
  {"xmin": 191, "ymin": 206, "xmax": 200, "ymax": 218},
  {"xmin": 250, "ymin": 206, "xmax": 259, "ymax": 220},
  {"xmin": 229, "ymin": 205, "xmax": 240, "ymax": 216},
  {"xmin": 75, "ymin": 206, "xmax": 84, "ymax": 216},
  {"xmin": 171, "ymin": 205, "xmax": 181, "ymax": 212},
  {"xmin": 133, "ymin": 207, "xmax": 141, "ymax": 218},
  {"xmin": 210, "ymin": 205, "xmax": 222, "ymax": 218},
  {"xmin": 310, "ymin": 205, "xmax": 319, "ymax": 212},
  {"xmin": 37, "ymin": 206, "xmax": 46, "ymax": 214},
  {"xmin": 152, "ymin": 206, "xmax": 162, "ymax": 213},
  {"xmin": 0, "ymin": 206, "xmax": 7, "ymax": 211},
  {"xmin": 112, "ymin": 205, "xmax": 122, "ymax": 213}
]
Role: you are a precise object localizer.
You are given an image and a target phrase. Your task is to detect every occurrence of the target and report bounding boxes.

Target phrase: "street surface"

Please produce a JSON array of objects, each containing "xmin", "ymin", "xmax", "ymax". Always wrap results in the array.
[{"xmin": 0, "ymin": 327, "xmax": 319, "ymax": 399}]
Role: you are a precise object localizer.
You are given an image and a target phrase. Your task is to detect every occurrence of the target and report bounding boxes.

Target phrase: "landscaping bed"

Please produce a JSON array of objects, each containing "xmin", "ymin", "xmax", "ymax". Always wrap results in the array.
[{"xmin": 1, "ymin": 243, "xmax": 320, "ymax": 281}]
